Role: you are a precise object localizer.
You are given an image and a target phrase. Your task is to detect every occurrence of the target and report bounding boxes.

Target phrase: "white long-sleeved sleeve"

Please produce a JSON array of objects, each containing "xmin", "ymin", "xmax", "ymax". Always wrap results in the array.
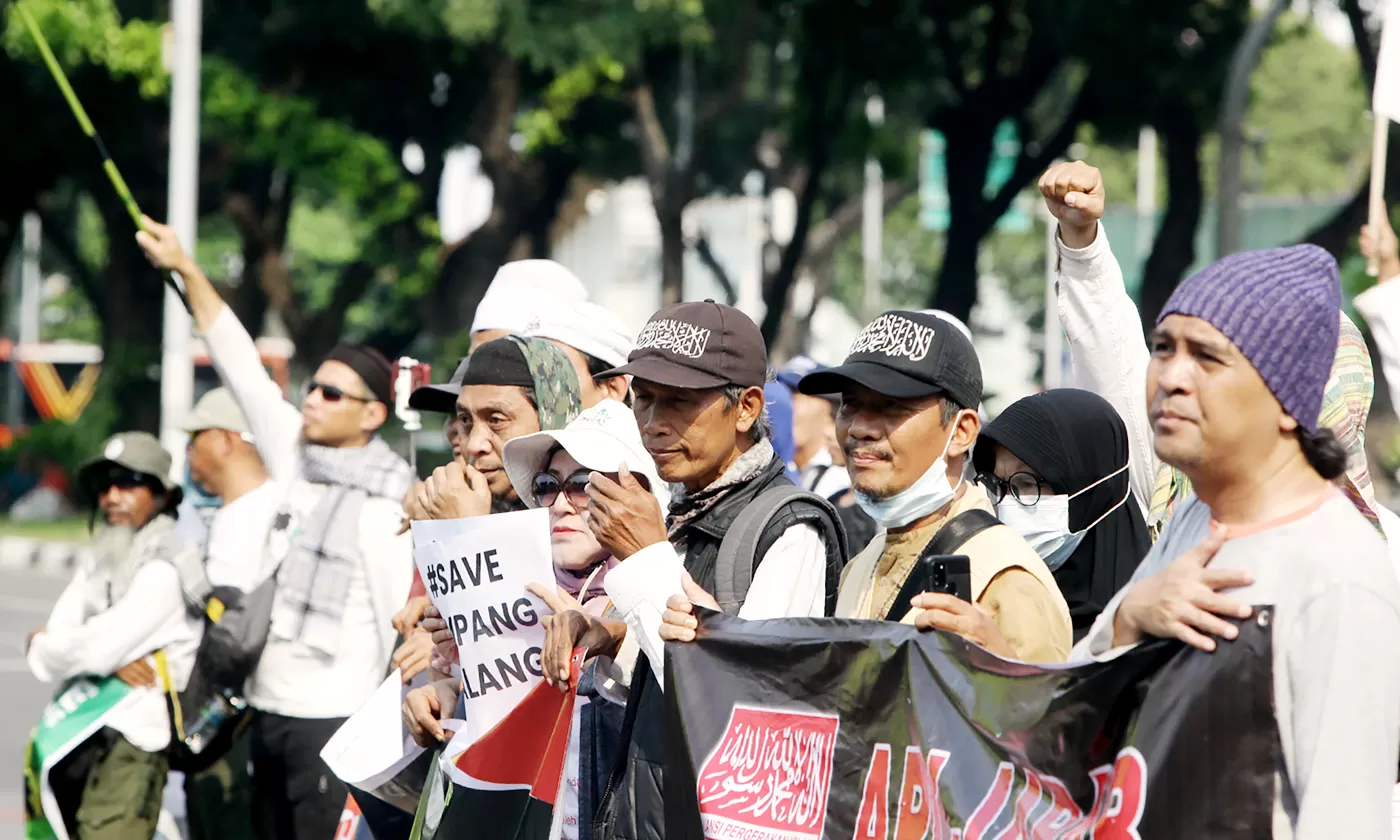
[
  {"xmin": 1054, "ymin": 222, "xmax": 1156, "ymax": 520},
  {"xmin": 1352, "ymin": 281, "xmax": 1400, "ymax": 418},
  {"xmin": 601, "ymin": 524, "xmax": 826, "ymax": 693},
  {"xmin": 1286, "ymin": 585, "xmax": 1400, "ymax": 839},
  {"xmin": 36, "ymin": 567, "xmax": 92, "ymax": 641},
  {"xmin": 201, "ymin": 306, "xmax": 303, "ymax": 484},
  {"xmin": 27, "ymin": 563, "xmax": 184, "ymax": 682}
]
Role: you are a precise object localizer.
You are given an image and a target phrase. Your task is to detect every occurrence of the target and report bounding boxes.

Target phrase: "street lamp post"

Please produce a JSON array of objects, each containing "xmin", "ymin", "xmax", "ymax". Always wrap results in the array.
[{"xmin": 159, "ymin": 0, "xmax": 202, "ymax": 481}]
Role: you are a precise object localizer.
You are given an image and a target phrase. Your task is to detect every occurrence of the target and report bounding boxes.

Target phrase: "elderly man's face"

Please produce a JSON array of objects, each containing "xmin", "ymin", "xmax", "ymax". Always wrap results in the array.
[
  {"xmin": 1147, "ymin": 314, "xmax": 1292, "ymax": 475},
  {"xmin": 632, "ymin": 380, "xmax": 762, "ymax": 493},
  {"xmin": 93, "ymin": 468, "xmax": 164, "ymax": 529},
  {"xmin": 457, "ymin": 384, "xmax": 542, "ymax": 499}
]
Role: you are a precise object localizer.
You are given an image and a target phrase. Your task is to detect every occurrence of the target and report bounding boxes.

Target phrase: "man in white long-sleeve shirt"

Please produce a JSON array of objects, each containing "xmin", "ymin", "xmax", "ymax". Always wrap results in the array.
[
  {"xmin": 28, "ymin": 432, "xmax": 201, "ymax": 840},
  {"xmin": 137, "ymin": 218, "xmax": 415, "ymax": 840}
]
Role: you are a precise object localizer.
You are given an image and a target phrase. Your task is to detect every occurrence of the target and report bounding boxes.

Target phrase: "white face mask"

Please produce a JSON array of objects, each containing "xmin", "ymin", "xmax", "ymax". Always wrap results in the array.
[
  {"xmin": 855, "ymin": 424, "xmax": 963, "ymax": 530},
  {"xmin": 996, "ymin": 462, "xmax": 1130, "ymax": 571}
]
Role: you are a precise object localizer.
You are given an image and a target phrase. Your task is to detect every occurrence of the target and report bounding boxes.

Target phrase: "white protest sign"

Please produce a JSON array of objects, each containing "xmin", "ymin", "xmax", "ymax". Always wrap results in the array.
[{"xmin": 411, "ymin": 507, "xmax": 555, "ymax": 744}]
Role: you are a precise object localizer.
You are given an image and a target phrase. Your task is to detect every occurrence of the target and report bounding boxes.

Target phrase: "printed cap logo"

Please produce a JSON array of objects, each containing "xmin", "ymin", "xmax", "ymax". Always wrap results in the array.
[
  {"xmin": 696, "ymin": 705, "xmax": 839, "ymax": 840},
  {"xmin": 849, "ymin": 314, "xmax": 935, "ymax": 362},
  {"xmin": 104, "ymin": 439, "xmax": 125, "ymax": 460},
  {"xmin": 636, "ymin": 318, "xmax": 712, "ymax": 360}
]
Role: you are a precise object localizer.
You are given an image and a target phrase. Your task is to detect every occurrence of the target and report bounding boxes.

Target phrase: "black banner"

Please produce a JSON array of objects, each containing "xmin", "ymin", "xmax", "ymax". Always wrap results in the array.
[{"xmin": 664, "ymin": 608, "xmax": 1278, "ymax": 839}]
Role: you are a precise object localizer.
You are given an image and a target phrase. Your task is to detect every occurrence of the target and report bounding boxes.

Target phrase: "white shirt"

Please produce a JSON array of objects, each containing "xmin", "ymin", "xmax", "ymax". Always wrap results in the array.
[
  {"xmin": 205, "ymin": 480, "xmax": 280, "ymax": 592},
  {"xmin": 28, "ymin": 557, "xmax": 201, "ymax": 751},
  {"xmin": 600, "ymin": 523, "xmax": 828, "ymax": 695},
  {"xmin": 204, "ymin": 306, "xmax": 413, "ymax": 719},
  {"xmin": 800, "ymin": 449, "xmax": 851, "ymax": 500}
]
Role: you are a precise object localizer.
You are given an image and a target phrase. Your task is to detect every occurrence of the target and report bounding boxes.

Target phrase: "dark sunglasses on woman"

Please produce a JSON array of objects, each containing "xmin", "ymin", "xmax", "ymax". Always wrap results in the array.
[{"xmin": 531, "ymin": 469, "xmax": 651, "ymax": 509}]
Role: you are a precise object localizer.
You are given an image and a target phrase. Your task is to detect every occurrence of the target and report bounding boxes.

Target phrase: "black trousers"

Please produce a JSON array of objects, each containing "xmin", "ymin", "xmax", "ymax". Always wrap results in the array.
[{"xmin": 248, "ymin": 711, "xmax": 348, "ymax": 840}]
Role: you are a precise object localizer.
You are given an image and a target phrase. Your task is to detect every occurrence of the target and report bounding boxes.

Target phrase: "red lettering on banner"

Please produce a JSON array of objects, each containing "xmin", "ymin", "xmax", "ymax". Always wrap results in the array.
[
  {"xmin": 696, "ymin": 705, "xmax": 840, "ymax": 840},
  {"xmin": 855, "ymin": 744, "xmax": 892, "ymax": 839},
  {"xmin": 894, "ymin": 747, "xmax": 931, "ymax": 840},
  {"xmin": 963, "ymin": 762, "xmax": 1015, "ymax": 840},
  {"xmin": 990, "ymin": 768, "xmax": 1045, "ymax": 840},
  {"xmin": 1028, "ymin": 776, "xmax": 1085, "ymax": 840},
  {"xmin": 1088, "ymin": 748, "xmax": 1147, "ymax": 840},
  {"xmin": 838, "ymin": 743, "xmax": 1148, "ymax": 840},
  {"xmin": 1081, "ymin": 764, "xmax": 1115, "ymax": 835}
]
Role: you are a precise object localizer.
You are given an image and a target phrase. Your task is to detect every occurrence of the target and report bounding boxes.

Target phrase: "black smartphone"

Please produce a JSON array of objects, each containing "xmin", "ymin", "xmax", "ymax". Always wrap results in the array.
[
  {"xmin": 884, "ymin": 554, "xmax": 972, "ymax": 621},
  {"xmin": 920, "ymin": 554, "xmax": 972, "ymax": 603}
]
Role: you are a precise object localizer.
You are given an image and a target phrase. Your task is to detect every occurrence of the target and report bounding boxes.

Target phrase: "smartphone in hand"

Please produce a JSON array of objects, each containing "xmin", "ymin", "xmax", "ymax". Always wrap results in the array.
[{"xmin": 884, "ymin": 554, "xmax": 972, "ymax": 621}]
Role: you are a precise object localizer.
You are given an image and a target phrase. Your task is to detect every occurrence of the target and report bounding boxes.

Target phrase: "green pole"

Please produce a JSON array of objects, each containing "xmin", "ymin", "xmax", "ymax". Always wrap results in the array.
[{"xmin": 14, "ymin": 1, "xmax": 191, "ymax": 311}]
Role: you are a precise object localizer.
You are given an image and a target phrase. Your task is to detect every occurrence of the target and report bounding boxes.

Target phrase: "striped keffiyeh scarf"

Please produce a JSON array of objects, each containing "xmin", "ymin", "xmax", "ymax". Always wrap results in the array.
[{"xmin": 269, "ymin": 435, "xmax": 415, "ymax": 657}]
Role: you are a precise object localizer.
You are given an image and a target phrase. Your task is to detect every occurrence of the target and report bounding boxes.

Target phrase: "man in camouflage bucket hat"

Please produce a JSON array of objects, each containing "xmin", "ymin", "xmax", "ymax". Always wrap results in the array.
[{"xmin": 26, "ymin": 432, "xmax": 202, "ymax": 840}]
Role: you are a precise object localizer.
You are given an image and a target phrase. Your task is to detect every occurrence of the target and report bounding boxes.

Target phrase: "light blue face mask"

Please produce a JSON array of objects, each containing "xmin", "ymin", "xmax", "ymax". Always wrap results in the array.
[
  {"xmin": 996, "ymin": 462, "xmax": 1130, "ymax": 571},
  {"xmin": 855, "ymin": 427, "xmax": 963, "ymax": 530}
]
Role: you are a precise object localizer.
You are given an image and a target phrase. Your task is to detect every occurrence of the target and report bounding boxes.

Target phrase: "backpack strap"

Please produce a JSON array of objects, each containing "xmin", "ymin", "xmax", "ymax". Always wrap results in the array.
[
  {"xmin": 882, "ymin": 508, "xmax": 1000, "ymax": 622},
  {"xmin": 921, "ymin": 508, "xmax": 1000, "ymax": 559},
  {"xmin": 713, "ymin": 484, "xmax": 846, "ymax": 614}
]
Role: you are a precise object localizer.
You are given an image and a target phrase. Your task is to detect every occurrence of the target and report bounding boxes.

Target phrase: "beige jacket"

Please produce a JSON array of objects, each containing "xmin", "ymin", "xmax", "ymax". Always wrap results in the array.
[{"xmin": 835, "ymin": 483, "xmax": 1072, "ymax": 662}]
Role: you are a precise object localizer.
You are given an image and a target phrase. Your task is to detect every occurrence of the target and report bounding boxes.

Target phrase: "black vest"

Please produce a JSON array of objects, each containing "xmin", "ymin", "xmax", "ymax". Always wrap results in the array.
[
  {"xmin": 678, "ymin": 455, "xmax": 843, "ymax": 615},
  {"xmin": 594, "ymin": 455, "xmax": 847, "ymax": 839}
]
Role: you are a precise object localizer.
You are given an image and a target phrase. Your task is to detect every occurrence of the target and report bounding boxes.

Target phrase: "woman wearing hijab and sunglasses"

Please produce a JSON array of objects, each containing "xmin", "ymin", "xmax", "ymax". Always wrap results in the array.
[{"xmin": 972, "ymin": 389, "xmax": 1150, "ymax": 639}]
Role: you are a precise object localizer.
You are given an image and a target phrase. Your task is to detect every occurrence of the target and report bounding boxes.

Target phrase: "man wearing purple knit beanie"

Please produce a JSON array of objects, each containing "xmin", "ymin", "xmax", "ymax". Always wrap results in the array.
[{"xmin": 1076, "ymin": 244, "xmax": 1400, "ymax": 837}]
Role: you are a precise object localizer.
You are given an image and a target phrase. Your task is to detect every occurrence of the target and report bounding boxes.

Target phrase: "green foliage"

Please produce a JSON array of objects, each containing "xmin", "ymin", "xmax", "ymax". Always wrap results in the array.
[
  {"xmin": 202, "ymin": 57, "xmax": 420, "ymax": 229},
  {"xmin": 3, "ymin": 0, "xmax": 167, "ymax": 97},
  {"xmin": 1247, "ymin": 12, "xmax": 1368, "ymax": 196}
]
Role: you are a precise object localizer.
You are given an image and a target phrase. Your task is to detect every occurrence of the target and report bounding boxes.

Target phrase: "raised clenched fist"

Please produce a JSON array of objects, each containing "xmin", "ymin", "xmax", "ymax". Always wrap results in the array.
[{"xmin": 1038, "ymin": 161, "xmax": 1105, "ymax": 249}]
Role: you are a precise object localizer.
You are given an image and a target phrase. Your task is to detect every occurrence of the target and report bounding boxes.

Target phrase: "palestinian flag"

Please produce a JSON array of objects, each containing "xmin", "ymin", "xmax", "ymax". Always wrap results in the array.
[{"xmin": 430, "ymin": 648, "xmax": 585, "ymax": 839}]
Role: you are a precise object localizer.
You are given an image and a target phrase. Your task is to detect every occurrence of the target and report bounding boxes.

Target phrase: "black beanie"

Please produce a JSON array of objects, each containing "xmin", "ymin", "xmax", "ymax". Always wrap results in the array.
[
  {"xmin": 324, "ymin": 343, "xmax": 393, "ymax": 404},
  {"xmin": 462, "ymin": 337, "xmax": 533, "ymax": 388}
]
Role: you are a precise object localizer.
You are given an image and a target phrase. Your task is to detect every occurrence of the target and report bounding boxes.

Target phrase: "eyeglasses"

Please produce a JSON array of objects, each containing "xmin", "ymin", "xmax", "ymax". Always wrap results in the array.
[
  {"xmin": 978, "ymin": 471, "xmax": 1047, "ymax": 506},
  {"xmin": 531, "ymin": 470, "xmax": 593, "ymax": 510},
  {"xmin": 303, "ymin": 381, "xmax": 372, "ymax": 404}
]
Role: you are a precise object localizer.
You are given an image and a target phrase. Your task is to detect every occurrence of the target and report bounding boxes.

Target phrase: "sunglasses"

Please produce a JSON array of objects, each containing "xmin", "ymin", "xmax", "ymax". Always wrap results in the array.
[
  {"xmin": 303, "ymin": 381, "xmax": 373, "ymax": 404},
  {"xmin": 531, "ymin": 470, "xmax": 593, "ymax": 510},
  {"xmin": 91, "ymin": 467, "xmax": 156, "ymax": 495}
]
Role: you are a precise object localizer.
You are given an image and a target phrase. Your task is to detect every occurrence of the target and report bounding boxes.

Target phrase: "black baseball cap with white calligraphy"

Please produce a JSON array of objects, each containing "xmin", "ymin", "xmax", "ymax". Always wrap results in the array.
[
  {"xmin": 798, "ymin": 309, "xmax": 983, "ymax": 409},
  {"xmin": 598, "ymin": 300, "xmax": 768, "ymax": 389}
]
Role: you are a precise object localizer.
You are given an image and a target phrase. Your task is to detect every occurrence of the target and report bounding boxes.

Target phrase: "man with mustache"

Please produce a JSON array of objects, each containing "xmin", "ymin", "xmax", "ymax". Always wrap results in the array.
[
  {"xmin": 27, "ymin": 432, "xmax": 202, "ymax": 840},
  {"xmin": 668, "ymin": 310, "xmax": 1072, "ymax": 662},
  {"xmin": 537, "ymin": 300, "xmax": 847, "ymax": 840}
]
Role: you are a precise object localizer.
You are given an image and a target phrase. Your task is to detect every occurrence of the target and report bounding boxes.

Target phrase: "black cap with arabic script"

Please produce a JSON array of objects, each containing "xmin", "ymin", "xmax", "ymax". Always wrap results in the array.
[
  {"xmin": 798, "ymin": 309, "xmax": 983, "ymax": 409},
  {"xmin": 597, "ymin": 300, "xmax": 768, "ymax": 389}
]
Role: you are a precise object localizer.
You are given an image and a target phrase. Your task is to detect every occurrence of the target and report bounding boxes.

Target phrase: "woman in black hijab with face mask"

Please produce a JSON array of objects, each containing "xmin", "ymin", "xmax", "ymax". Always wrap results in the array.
[{"xmin": 972, "ymin": 389, "xmax": 1150, "ymax": 640}]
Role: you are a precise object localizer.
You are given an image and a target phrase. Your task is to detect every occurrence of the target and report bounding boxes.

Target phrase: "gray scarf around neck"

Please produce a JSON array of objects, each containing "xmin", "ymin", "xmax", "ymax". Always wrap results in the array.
[
  {"xmin": 666, "ymin": 438, "xmax": 775, "ymax": 539},
  {"xmin": 268, "ymin": 436, "xmax": 415, "ymax": 657}
]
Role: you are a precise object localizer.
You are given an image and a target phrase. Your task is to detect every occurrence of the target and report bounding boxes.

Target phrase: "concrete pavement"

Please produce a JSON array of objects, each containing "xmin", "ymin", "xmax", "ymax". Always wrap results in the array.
[{"xmin": 0, "ymin": 566, "xmax": 69, "ymax": 840}]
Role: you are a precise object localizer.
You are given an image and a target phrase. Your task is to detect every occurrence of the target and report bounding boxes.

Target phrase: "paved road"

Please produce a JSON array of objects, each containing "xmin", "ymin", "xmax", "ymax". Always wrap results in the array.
[{"xmin": 0, "ymin": 566, "xmax": 69, "ymax": 839}]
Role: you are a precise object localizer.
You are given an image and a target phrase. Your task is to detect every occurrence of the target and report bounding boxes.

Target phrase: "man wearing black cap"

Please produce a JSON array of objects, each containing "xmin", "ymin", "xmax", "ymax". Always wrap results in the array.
[
  {"xmin": 803, "ymin": 310, "xmax": 1071, "ymax": 662},
  {"xmin": 27, "ymin": 432, "xmax": 202, "ymax": 840},
  {"xmin": 538, "ymin": 301, "xmax": 847, "ymax": 840},
  {"xmin": 138, "ymin": 218, "xmax": 416, "ymax": 840}
]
